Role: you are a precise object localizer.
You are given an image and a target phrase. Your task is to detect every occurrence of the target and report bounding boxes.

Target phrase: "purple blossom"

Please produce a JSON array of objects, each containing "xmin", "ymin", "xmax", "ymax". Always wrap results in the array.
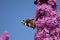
[
  {"xmin": 0, "ymin": 31, "xmax": 9, "ymax": 40},
  {"xmin": 35, "ymin": 0, "xmax": 60, "ymax": 40}
]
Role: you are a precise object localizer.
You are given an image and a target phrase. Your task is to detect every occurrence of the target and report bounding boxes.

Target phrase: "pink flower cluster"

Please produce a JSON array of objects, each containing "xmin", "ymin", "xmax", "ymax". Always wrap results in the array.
[
  {"xmin": 34, "ymin": 0, "xmax": 60, "ymax": 40},
  {"xmin": 0, "ymin": 31, "xmax": 9, "ymax": 40}
]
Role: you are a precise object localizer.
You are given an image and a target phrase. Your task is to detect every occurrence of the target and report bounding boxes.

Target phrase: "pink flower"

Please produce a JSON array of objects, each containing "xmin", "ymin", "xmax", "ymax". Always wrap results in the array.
[
  {"xmin": 0, "ymin": 37, "xmax": 3, "ymax": 40},
  {"xmin": 0, "ymin": 31, "xmax": 9, "ymax": 40}
]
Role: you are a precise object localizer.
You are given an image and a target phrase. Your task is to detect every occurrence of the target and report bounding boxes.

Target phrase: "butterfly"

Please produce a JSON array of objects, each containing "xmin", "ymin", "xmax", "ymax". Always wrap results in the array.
[{"xmin": 21, "ymin": 18, "xmax": 36, "ymax": 29}]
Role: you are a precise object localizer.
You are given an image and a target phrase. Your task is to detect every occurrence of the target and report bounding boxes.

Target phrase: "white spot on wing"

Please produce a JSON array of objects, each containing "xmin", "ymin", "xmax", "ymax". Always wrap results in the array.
[{"xmin": 25, "ymin": 23, "xmax": 27, "ymax": 26}]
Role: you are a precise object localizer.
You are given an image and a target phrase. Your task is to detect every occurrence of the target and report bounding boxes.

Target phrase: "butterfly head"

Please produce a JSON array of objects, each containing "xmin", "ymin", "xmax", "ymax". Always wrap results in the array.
[{"xmin": 21, "ymin": 20, "xmax": 27, "ymax": 26}]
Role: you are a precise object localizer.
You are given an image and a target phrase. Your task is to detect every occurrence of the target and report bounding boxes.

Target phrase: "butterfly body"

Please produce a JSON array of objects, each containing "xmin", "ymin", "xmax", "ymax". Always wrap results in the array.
[{"xmin": 21, "ymin": 18, "xmax": 36, "ymax": 29}]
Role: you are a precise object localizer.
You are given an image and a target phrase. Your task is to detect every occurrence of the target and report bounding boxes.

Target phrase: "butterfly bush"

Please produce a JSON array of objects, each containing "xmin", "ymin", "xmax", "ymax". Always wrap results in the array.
[
  {"xmin": 0, "ymin": 31, "xmax": 9, "ymax": 40},
  {"xmin": 35, "ymin": 0, "xmax": 60, "ymax": 40}
]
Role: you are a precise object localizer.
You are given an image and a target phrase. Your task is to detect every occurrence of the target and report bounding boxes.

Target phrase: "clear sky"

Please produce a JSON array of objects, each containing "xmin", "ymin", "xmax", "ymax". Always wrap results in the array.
[{"xmin": 0, "ymin": 0, "xmax": 60, "ymax": 40}]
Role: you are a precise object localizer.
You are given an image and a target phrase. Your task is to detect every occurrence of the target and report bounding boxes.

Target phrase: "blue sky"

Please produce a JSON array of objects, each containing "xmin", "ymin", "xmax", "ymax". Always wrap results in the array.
[{"xmin": 0, "ymin": 0, "xmax": 60, "ymax": 40}]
